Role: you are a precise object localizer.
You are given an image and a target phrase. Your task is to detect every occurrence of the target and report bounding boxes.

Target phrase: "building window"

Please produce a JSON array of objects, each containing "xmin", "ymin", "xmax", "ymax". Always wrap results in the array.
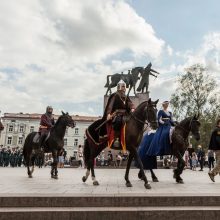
[
  {"xmin": 8, "ymin": 125, "xmax": 13, "ymax": 132},
  {"xmin": 19, "ymin": 125, "xmax": 24, "ymax": 132},
  {"xmin": 74, "ymin": 139, "xmax": 78, "ymax": 147},
  {"xmin": 18, "ymin": 137, "xmax": 23, "ymax": 145},
  {"xmin": 75, "ymin": 128, "xmax": 79, "ymax": 135},
  {"xmin": 30, "ymin": 126, "xmax": 34, "ymax": 133},
  {"xmin": 64, "ymin": 138, "xmax": 67, "ymax": 146},
  {"xmin": 7, "ymin": 137, "xmax": 12, "ymax": 145}
]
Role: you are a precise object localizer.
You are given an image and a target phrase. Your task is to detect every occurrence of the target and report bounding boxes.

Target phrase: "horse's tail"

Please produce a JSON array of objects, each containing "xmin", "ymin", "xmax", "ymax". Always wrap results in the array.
[
  {"xmin": 83, "ymin": 138, "xmax": 90, "ymax": 167},
  {"xmin": 104, "ymin": 75, "xmax": 111, "ymax": 88}
]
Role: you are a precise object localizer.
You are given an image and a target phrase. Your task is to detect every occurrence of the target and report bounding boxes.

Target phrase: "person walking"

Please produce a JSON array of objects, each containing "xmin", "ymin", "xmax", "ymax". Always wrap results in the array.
[
  {"xmin": 208, "ymin": 150, "xmax": 215, "ymax": 171},
  {"xmin": 187, "ymin": 144, "xmax": 195, "ymax": 170},
  {"xmin": 208, "ymin": 119, "xmax": 220, "ymax": 182},
  {"xmin": 197, "ymin": 145, "xmax": 205, "ymax": 171}
]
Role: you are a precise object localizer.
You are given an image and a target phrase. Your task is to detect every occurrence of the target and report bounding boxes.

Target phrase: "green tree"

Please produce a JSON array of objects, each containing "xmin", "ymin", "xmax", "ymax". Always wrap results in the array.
[{"xmin": 170, "ymin": 64, "xmax": 219, "ymax": 149}]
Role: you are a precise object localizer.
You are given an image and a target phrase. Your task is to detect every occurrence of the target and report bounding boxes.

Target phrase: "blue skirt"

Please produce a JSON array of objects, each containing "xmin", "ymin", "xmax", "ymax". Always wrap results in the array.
[
  {"xmin": 146, "ymin": 125, "xmax": 172, "ymax": 156},
  {"xmin": 138, "ymin": 132, "xmax": 157, "ymax": 169}
]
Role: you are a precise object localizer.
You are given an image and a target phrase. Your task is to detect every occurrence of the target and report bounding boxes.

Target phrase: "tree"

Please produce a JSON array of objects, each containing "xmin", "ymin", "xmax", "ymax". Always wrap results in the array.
[{"xmin": 170, "ymin": 64, "xmax": 219, "ymax": 149}]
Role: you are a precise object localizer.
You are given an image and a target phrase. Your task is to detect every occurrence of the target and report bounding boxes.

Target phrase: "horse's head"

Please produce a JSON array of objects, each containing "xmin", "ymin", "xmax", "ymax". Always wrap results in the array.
[
  {"xmin": 131, "ymin": 98, "xmax": 158, "ymax": 129},
  {"xmin": 61, "ymin": 111, "xmax": 76, "ymax": 128},
  {"xmin": 190, "ymin": 114, "xmax": 201, "ymax": 141},
  {"xmin": 145, "ymin": 98, "xmax": 159, "ymax": 129}
]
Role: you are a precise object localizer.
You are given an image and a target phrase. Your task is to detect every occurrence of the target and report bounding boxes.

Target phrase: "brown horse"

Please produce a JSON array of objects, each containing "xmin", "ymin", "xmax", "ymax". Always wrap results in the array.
[
  {"xmin": 82, "ymin": 99, "xmax": 158, "ymax": 189},
  {"xmin": 23, "ymin": 112, "xmax": 75, "ymax": 179},
  {"xmin": 138, "ymin": 115, "xmax": 201, "ymax": 184}
]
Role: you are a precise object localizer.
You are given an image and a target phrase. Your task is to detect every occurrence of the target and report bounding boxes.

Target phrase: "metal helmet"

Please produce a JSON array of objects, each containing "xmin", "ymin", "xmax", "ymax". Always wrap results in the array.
[
  {"xmin": 46, "ymin": 106, "xmax": 53, "ymax": 113},
  {"xmin": 117, "ymin": 79, "xmax": 126, "ymax": 91}
]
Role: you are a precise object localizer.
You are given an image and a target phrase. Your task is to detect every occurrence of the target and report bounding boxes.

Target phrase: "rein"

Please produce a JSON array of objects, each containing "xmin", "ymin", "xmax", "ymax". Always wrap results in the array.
[
  {"xmin": 175, "ymin": 118, "xmax": 193, "ymax": 134},
  {"xmin": 131, "ymin": 113, "xmax": 149, "ymax": 125}
]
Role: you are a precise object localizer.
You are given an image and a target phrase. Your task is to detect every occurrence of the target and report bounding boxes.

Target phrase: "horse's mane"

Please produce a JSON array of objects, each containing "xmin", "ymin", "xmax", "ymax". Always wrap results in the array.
[
  {"xmin": 133, "ymin": 101, "xmax": 148, "ymax": 115},
  {"xmin": 53, "ymin": 115, "xmax": 65, "ymax": 128},
  {"xmin": 179, "ymin": 116, "xmax": 193, "ymax": 126}
]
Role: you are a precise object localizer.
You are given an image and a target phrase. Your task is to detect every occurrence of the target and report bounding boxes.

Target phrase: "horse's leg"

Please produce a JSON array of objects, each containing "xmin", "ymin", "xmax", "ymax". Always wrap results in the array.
[
  {"xmin": 91, "ymin": 159, "xmax": 99, "ymax": 186},
  {"xmin": 125, "ymin": 152, "xmax": 134, "ymax": 187},
  {"xmin": 26, "ymin": 156, "xmax": 32, "ymax": 178},
  {"xmin": 127, "ymin": 86, "xmax": 132, "ymax": 96},
  {"xmin": 173, "ymin": 152, "xmax": 185, "ymax": 184},
  {"xmin": 134, "ymin": 151, "xmax": 151, "ymax": 189},
  {"xmin": 51, "ymin": 150, "xmax": 58, "ymax": 179},
  {"xmin": 150, "ymin": 169, "xmax": 159, "ymax": 182},
  {"xmin": 30, "ymin": 155, "xmax": 35, "ymax": 176}
]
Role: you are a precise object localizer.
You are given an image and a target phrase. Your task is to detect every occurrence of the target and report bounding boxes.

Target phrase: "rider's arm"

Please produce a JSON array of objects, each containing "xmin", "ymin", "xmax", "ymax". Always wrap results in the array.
[{"xmin": 106, "ymin": 96, "xmax": 116, "ymax": 120}]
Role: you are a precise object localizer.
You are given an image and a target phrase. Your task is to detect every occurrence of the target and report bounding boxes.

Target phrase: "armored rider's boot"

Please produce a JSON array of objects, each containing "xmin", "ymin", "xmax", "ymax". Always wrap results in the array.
[{"xmin": 38, "ymin": 134, "xmax": 46, "ymax": 151}]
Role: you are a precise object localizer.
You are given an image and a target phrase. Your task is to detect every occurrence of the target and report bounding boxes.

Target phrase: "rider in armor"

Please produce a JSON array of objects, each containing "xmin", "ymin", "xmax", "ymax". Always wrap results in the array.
[
  {"xmin": 104, "ymin": 80, "xmax": 135, "ymax": 148},
  {"xmin": 38, "ymin": 106, "xmax": 55, "ymax": 149}
]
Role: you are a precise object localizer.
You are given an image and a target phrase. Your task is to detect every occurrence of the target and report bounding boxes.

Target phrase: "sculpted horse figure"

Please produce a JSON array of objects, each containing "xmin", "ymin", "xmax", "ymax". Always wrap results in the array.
[
  {"xmin": 23, "ymin": 112, "xmax": 75, "ymax": 179},
  {"xmin": 82, "ymin": 99, "xmax": 158, "ymax": 189},
  {"xmin": 138, "ymin": 115, "xmax": 201, "ymax": 184},
  {"xmin": 105, "ymin": 67, "xmax": 146, "ymax": 96}
]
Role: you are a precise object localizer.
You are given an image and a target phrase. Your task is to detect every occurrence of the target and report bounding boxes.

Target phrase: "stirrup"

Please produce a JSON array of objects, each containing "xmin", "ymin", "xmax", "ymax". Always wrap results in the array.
[{"xmin": 113, "ymin": 138, "xmax": 120, "ymax": 148}]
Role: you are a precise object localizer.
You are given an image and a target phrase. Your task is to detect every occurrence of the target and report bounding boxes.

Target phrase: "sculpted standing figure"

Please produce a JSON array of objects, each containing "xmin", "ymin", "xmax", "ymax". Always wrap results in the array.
[
  {"xmin": 104, "ymin": 80, "xmax": 135, "ymax": 148},
  {"xmin": 38, "ymin": 106, "xmax": 55, "ymax": 149},
  {"xmin": 137, "ymin": 63, "xmax": 159, "ymax": 93}
]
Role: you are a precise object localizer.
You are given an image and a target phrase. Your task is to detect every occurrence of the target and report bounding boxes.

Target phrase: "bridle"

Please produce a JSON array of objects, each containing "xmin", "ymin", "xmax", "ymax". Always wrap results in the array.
[
  {"xmin": 176, "ymin": 117, "xmax": 198, "ymax": 134},
  {"xmin": 131, "ymin": 103, "xmax": 157, "ymax": 126}
]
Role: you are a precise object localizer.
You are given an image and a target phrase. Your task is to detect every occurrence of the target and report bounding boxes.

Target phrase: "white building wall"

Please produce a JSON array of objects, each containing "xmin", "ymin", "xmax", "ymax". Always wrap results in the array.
[{"xmin": 0, "ymin": 113, "xmax": 100, "ymax": 158}]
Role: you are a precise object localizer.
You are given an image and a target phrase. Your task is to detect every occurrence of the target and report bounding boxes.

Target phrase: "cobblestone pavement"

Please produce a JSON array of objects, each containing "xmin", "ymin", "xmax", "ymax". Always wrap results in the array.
[{"xmin": 0, "ymin": 167, "xmax": 219, "ymax": 196}]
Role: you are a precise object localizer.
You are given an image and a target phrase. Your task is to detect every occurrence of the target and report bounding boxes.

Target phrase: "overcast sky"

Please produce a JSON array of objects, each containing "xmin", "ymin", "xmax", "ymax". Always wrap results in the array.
[{"xmin": 0, "ymin": 0, "xmax": 219, "ymax": 116}]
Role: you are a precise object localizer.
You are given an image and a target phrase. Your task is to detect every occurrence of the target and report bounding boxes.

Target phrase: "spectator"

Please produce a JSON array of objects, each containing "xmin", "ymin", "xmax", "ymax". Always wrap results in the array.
[
  {"xmin": 58, "ymin": 149, "xmax": 64, "ymax": 168},
  {"xmin": 77, "ymin": 145, "xmax": 84, "ymax": 168},
  {"xmin": 116, "ymin": 153, "xmax": 122, "ymax": 167},
  {"xmin": 184, "ymin": 149, "xmax": 189, "ymax": 168},
  {"xmin": 197, "ymin": 145, "xmax": 205, "ymax": 171},
  {"xmin": 107, "ymin": 151, "xmax": 113, "ymax": 166},
  {"xmin": 208, "ymin": 150, "xmax": 215, "ymax": 171},
  {"xmin": 191, "ymin": 152, "xmax": 197, "ymax": 171},
  {"xmin": 187, "ymin": 144, "xmax": 195, "ymax": 170},
  {"xmin": 100, "ymin": 151, "xmax": 105, "ymax": 166},
  {"xmin": 208, "ymin": 119, "xmax": 220, "ymax": 182}
]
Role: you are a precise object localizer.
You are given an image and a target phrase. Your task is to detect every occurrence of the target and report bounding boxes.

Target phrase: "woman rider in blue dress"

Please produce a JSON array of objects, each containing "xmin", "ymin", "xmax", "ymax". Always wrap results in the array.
[{"xmin": 146, "ymin": 101, "xmax": 175, "ymax": 156}]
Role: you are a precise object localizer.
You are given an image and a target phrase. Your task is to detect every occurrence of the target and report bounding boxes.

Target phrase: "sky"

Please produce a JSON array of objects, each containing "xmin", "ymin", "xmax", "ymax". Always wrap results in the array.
[{"xmin": 0, "ymin": 0, "xmax": 219, "ymax": 116}]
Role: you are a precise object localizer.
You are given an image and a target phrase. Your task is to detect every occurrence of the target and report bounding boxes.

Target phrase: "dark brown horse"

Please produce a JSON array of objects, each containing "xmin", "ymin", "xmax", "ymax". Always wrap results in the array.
[
  {"xmin": 82, "ymin": 99, "xmax": 158, "ymax": 189},
  {"xmin": 138, "ymin": 115, "xmax": 201, "ymax": 184},
  {"xmin": 23, "ymin": 112, "xmax": 75, "ymax": 179}
]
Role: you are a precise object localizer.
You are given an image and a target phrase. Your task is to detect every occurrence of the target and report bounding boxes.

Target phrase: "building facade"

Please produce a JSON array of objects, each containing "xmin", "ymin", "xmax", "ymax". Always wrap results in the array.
[{"xmin": 0, "ymin": 113, "xmax": 100, "ymax": 158}]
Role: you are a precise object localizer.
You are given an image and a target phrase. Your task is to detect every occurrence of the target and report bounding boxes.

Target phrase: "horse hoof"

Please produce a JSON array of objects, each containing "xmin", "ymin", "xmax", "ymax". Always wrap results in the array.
[
  {"xmin": 176, "ymin": 179, "xmax": 184, "ymax": 184},
  {"xmin": 145, "ymin": 183, "xmax": 151, "ymax": 189},
  {"xmin": 51, "ymin": 175, "xmax": 58, "ymax": 179},
  {"xmin": 126, "ymin": 182, "xmax": 132, "ymax": 187},
  {"xmin": 93, "ymin": 180, "xmax": 99, "ymax": 186},
  {"xmin": 82, "ymin": 176, "xmax": 87, "ymax": 182},
  {"xmin": 28, "ymin": 175, "xmax": 33, "ymax": 178},
  {"xmin": 152, "ymin": 178, "xmax": 159, "ymax": 182}
]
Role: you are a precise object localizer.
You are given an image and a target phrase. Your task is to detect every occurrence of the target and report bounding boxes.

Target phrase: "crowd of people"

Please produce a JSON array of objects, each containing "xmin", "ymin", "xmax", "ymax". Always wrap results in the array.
[
  {"xmin": 183, "ymin": 145, "xmax": 214, "ymax": 171},
  {"xmin": 0, "ymin": 146, "xmax": 23, "ymax": 167}
]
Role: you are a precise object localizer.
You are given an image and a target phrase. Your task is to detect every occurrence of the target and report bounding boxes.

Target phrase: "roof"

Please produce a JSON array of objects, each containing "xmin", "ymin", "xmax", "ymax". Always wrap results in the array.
[{"xmin": 3, "ymin": 113, "xmax": 101, "ymax": 122}]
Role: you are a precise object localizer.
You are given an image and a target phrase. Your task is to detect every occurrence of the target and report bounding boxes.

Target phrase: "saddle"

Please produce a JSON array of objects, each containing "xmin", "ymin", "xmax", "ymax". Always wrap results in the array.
[{"xmin": 33, "ymin": 132, "xmax": 50, "ymax": 144}]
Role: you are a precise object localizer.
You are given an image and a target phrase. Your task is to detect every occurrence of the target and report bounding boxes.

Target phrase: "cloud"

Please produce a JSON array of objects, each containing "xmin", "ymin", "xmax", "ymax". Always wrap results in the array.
[{"xmin": 0, "ymin": 0, "xmax": 165, "ymax": 115}]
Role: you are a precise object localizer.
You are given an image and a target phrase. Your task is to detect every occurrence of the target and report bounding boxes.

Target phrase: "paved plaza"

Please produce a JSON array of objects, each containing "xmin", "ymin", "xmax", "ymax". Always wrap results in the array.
[{"xmin": 0, "ymin": 167, "xmax": 220, "ymax": 196}]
